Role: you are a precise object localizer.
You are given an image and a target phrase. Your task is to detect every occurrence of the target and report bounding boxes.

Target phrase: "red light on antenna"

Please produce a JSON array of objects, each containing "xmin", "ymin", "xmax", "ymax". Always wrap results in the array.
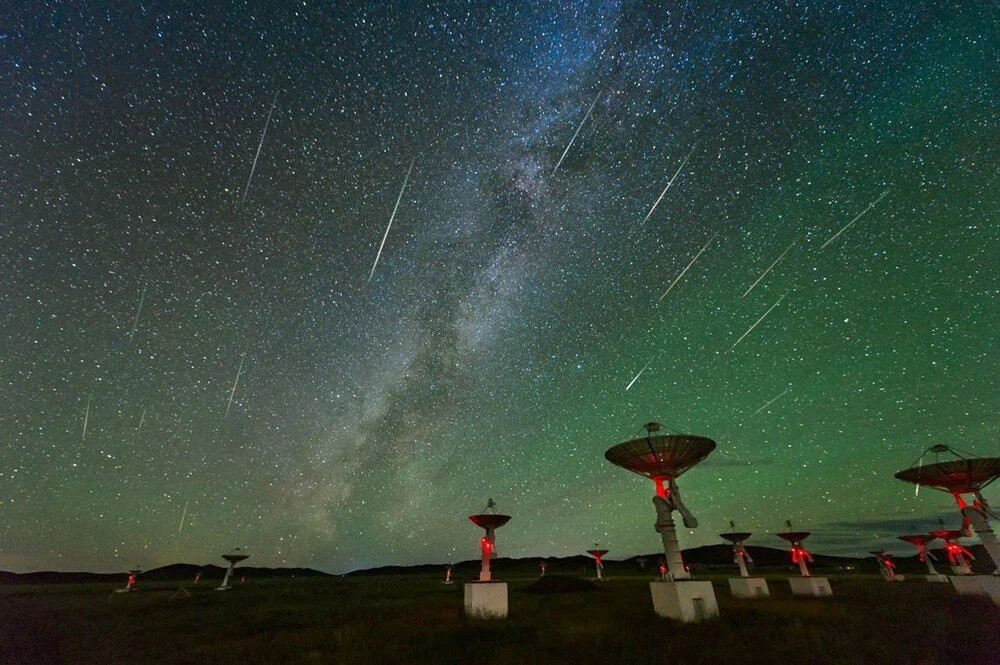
[{"xmin": 790, "ymin": 545, "xmax": 811, "ymax": 564}]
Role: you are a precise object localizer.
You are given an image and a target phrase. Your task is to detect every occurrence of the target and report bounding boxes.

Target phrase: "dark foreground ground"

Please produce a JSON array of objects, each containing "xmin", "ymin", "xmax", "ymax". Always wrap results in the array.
[{"xmin": 2, "ymin": 573, "xmax": 998, "ymax": 665}]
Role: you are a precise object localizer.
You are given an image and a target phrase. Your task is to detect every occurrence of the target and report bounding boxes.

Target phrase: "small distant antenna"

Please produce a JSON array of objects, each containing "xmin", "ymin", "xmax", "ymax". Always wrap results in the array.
[{"xmin": 216, "ymin": 548, "xmax": 250, "ymax": 591}]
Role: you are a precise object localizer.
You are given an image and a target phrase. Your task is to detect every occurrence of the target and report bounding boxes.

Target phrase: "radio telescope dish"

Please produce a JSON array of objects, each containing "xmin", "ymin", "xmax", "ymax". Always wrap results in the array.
[
  {"xmin": 719, "ymin": 526, "xmax": 758, "ymax": 583},
  {"xmin": 605, "ymin": 423, "xmax": 721, "ymax": 620},
  {"xmin": 776, "ymin": 522, "xmax": 818, "ymax": 578},
  {"xmin": 216, "ymin": 548, "xmax": 249, "ymax": 591},
  {"xmin": 899, "ymin": 534, "xmax": 946, "ymax": 580},
  {"xmin": 469, "ymin": 514, "xmax": 511, "ymax": 531},
  {"xmin": 605, "ymin": 423, "xmax": 715, "ymax": 582},
  {"xmin": 222, "ymin": 550, "xmax": 250, "ymax": 565},
  {"xmin": 719, "ymin": 532, "xmax": 753, "ymax": 544},
  {"xmin": 469, "ymin": 499, "xmax": 510, "ymax": 584},
  {"xmin": 895, "ymin": 457, "xmax": 1000, "ymax": 494},
  {"xmin": 586, "ymin": 545, "xmax": 609, "ymax": 582},
  {"xmin": 776, "ymin": 531, "xmax": 811, "ymax": 544},
  {"xmin": 898, "ymin": 534, "xmax": 933, "ymax": 547},
  {"xmin": 928, "ymin": 529, "xmax": 975, "ymax": 575},
  {"xmin": 604, "ymin": 432, "xmax": 716, "ymax": 481},
  {"xmin": 928, "ymin": 528, "xmax": 963, "ymax": 542},
  {"xmin": 870, "ymin": 550, "xmax": 902, "ymax": 582},
  {"xmin": 895, "ymin": 445, "xmax": 1000, "ymax": 575}
]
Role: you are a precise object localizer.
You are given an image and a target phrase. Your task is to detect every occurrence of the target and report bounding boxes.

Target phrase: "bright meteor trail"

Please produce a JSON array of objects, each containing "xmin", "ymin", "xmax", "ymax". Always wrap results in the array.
[
  {"xmin": 659, "ymin": 231, "xmax": 719, "ymax": 302},
  {"xmin": 742, "ymin": 239, "xmax": 797, "ymax": 298},
  {"xmin": 81, "ymin": 395, "xmax": 90, "ymax": 441},
  {"xmin": 369, "ymin": 158, "xmax": 414, "ymax": 282},
  {"xmin": 551, "ymin": 88, "xmax": 602, "ymax": 176},
  {"xmin": 642, "ymin": 145, "xmax": 696, "ymax": 225},
  {"xmin": 128, "ymin": 285, "xmax": 147, "ymax": 339},
  {"xmin": 241, "ymin": 94, "xmax": 278, "ymax": 204},
  {"xmin": 625, "ymin": 356, "xmax": 656, "ymax": 391},
  {"xmin": 225, "ymin": 353, "xmax": 245, "ymax": 418},
  {"xmin": 820, "ymin": 188, "xmax": 892, "ymax": 249},
  {"xmin": 753, "ymin": 387, "xmax": 791, "ymax": 414},
  {"xmin": 731, "ymin": 294, "xmax": 786, "ymax": 350}
]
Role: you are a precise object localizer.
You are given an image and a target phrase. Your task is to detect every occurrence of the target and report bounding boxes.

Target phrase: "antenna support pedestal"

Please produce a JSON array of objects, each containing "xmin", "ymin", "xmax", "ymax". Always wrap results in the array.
[
  {"xmin": 654, "ymin": 498, "xmax": 690, "ymax": 580},
  {"xmin": 789, "ymin": 577, "xmax": 833, "ymax": 597},
  {"xmin": 649, "ymin": 581, "xmax": 719, "ymax": 622},
  {"xmin": 464, "ymin": 582, "xmax": 508, "ymax": 619},
  {"xmin": 728, "ymin": 577, "xmax": 769, "ymax": 599},
  {"xmin": 949, "ymin": 575, "xmax": 1000, "ymax": 602}
]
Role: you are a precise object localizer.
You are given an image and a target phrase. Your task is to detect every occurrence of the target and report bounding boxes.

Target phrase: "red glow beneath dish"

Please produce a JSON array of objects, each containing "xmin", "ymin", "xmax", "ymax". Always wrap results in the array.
[
  {"xmin": 790, "ymin": 546, "xmax": 811, "ymax": 564},
  {"xmin": 653, "ymin": 476, "xmax": 670, "ymax": 499}
]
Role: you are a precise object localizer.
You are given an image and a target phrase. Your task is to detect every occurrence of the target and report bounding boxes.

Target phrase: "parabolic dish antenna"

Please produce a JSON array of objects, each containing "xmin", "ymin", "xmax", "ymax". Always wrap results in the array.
[
  {"xmin": 605, "ymin": 423, "xmax": 722, "ymax": 620},
  {"xmin": 586, "ymin": 545, "xmax": 609, "ymax": 581},
  {"xmin": 895, "ymin": 445, "xmax": 1000, "ymax": 574},
  {"xmin": 928, "ymin": 528, "xmax": 963, "ymax": 542},
  {"xmin": 898, "ymin": 533, "xmax": 947, "ymax": 579},
  {"xmin": 604, "ymin": 430, "xmax": 716, "ymax": 481},
  {"xmin": 898, "ymin": 534, "xmax": 934, "ymax": 547},
  {"xmin": 719, "ymin": 528, "xmax": 756, "ymax": 580},
  {"xmin": 894, "ymin": 457, "xmax": 1000, "ymax": 494},
  {"xmin": 469, "ymin": 514, "xmax": 511, "ymax": 531},
  {"xmin": 605, "ymin": 423, "xmax": 716, "ymax": 582},
  {"xmin": 222, "ymin": 550, "xmax": 250, "ymax": 564},
  {"xmin": 469, "ymin": 499, "xmax": 510, "ymax": 583},
  {"xmin": 776, "ymin": 531, "xmax": 811, "ymax": 544},
  {"xmin": 720, "ymin": 532, "xmax": 753, "ymax": 544},
  {"xmin": 217, "ymin": 548, "xmax": 249, "ymax": 591}
]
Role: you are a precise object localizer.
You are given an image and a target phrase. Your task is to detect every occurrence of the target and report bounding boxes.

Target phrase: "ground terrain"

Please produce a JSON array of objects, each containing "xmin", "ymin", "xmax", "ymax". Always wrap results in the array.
[{"xmin": 2, "ymin": 570, "xmax": 998, "ymax": 664}]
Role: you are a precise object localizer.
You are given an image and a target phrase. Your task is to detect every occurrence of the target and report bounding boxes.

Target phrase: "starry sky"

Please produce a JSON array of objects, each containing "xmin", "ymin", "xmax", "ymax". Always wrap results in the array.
[{"xmin": 1, "ymin": 2, "xmax": 997, "ymax": 574}]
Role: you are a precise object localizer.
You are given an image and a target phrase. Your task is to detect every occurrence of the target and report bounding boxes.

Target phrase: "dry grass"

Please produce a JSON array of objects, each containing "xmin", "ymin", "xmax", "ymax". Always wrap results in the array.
[{"xmin": 1, "ymin": 574, "xmax": 997, "ymax": 664}]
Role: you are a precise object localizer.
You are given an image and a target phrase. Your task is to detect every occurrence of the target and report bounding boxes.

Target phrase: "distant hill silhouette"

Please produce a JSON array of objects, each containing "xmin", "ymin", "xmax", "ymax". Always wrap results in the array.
[
  {"xmin": 0, "ymin": 563, "xmax": 329, "ymax": 585},
  {"xmin": 345, "ymin": 545, "xmax": 866, "ymax": 577},
  {"xmin": 345, "ymin": 543, "xmax": 995, "ymax": 577},
  {"xmin": 3, "ymin": 543, "xmax": 992, "ymax": 584}
]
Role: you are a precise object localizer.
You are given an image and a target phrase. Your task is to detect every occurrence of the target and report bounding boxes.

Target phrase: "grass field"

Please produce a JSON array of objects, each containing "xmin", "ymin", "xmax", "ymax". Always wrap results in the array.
[{"xmin": 2, "ymin": 573, "xmax": 998, "ymax": 664}]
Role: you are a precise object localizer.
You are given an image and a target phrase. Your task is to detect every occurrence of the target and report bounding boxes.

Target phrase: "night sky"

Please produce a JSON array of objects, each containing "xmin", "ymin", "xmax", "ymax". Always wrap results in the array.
[{"xmin": 2, "ymin": 2, "xmax": 997, "ymax": 574}]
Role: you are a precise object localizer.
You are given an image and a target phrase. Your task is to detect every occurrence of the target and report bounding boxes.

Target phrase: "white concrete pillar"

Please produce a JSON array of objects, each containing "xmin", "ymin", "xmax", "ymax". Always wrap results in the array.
[
  {"xmin": 964, "ymin": 507, "xmax": 1000, "ymax": 574},
  {"xmin": 654, "ymin": 498, "xmax": 690, "ymax": 580}
]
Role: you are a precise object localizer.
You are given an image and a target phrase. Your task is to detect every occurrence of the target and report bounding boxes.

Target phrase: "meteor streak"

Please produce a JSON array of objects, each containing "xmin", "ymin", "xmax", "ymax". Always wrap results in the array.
[
  {"xmin": 642, "ymin": 145, "xmax": 696, "ymax": 225},
  {"xmin": 551, "ymin": 88, "xmax": 602, "ymax": 176},
  {"xmin": 225, "ymin": 353, "xmax": 245, "ymax": 417},
  {"xmin": 137, "ymin": 408, "xmax": 146, "ymax": 433},
  {"xmin": 625, "ymin": 356, "xmax": 656, "ymax": 391},
  {"xmin": 178, "ymin": 500, "xmax": 189, "ymax": 532},
  {"xmin": 659, "ymin": 231, "xmax": 718, "ymax": 302},
  {"xmin": 82, "ymin": 395, "xmax": 91, "ymax": 440},
  {"xmin": 742, "ymin": 239, "xmax": 797, "ymax": 298},
  {"xmin": 753, "ymin": 387, "xmax": 790, "ymax": 415},
  {"xmin": 368, "ymin": 158, "xmax": 415, "ymax": 281},
  {"xmin": 129, "ymin": 286, "xmax": 147, "ymax": 338},
  {"xmin": 820, "ymin": 188, "xmax": 892, "ymax": 249},
  {"xmin": 731, "ymin": 294, "xmax": 786, "ymax": 350},
  {"xmin": 241, "ymin": 94, "xmax": 278, "ymax": 204}
]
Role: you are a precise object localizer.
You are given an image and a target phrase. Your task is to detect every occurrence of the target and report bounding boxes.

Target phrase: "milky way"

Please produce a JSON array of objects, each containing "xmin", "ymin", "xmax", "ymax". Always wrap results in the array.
[{"xmin": 1, "ymin": 2, "xmax": 997, "ymax": 573}]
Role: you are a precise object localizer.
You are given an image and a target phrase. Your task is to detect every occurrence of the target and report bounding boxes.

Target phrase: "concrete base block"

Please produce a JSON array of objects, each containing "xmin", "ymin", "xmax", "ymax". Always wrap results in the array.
[
  {"xmin": 789, "ymin": 576, "xmax": 833, "ymax": 597},
  {"xmin": 887, "ymin": 575, "xmax": 906, "ymax": 582},
  {"xmin": 464, "ymin": 582, "xmax": 508, "ymax": 619},
  {"xmin": 728, "ymin": 577, "xmax": 769, "ymax": 599},
  {"xmin": 925, "ymin": 574, "xmax": 949, "ymax": 583},
  {"xmin": 649, "ymin": 581, "xmax": 719, "ymax": 622},
  {"xmin": 949, "ymin": 575, "xmax": 1000, "ymax": 603}
]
